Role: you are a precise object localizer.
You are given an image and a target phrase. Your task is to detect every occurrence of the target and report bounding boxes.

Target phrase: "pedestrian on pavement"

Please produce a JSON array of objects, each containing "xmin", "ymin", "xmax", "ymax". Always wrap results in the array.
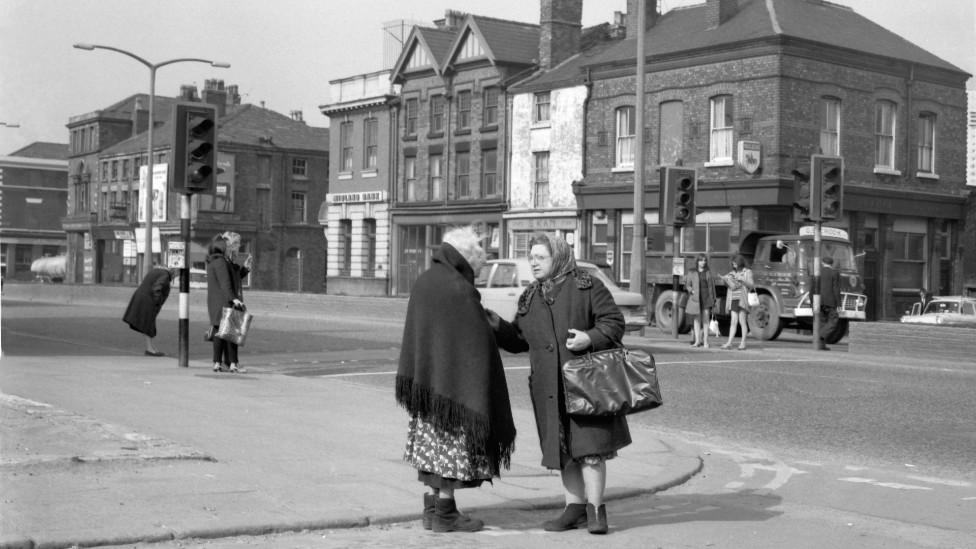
[
  {"xmin": 818, "ymin": 256, "xmax": 841, "ymax": 350},
  {"xmin": 917, "ymin": 287, "xmax": 933, "ymax": 313},
  {"xmin": 122, "ymin": 263, "xmax": 174, "ymax": 357},
  {"xmin": 721, "ymin": 254, "xmax": 754, "ymax": 350},
  {"xmin": 683, "ymin": 254, "xmax": 717, "ymax": 348},
  {"xmin": 489, "ymin": 233, "xmax": 629, "ymax": 535},
  {"xmin": 395, "ymin": 225, "xmax": 516, "ymax": 534},
  {"xmin": 206, "ymin": 232, "xmax": 251, "ymax": 373}
]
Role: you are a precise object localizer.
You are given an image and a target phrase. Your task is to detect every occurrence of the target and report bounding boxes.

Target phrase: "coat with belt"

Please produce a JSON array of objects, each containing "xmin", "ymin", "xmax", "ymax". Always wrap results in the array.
[
  {"xmin": 122, "ymin": 267, "xmax": 172, "ymax": 337},
  {"xmin": 206, "ymin": 253, "xmax": 249, "ymax": 326},
  {"xmin": 682, "ymin": 269, "xmax": 716, "ymax": 316},
  {"xmin": 493, "ymin": 269, "xmax": 631, "ymax": 469}
]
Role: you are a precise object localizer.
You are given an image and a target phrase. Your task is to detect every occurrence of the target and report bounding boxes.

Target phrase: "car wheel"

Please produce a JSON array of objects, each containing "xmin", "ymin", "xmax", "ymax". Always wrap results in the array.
[
  {"xmin": 748, "ymin": 293, "xmax": 783, "ymax": 341},
  {"xmin": 654, "ymin": 290, "xmax": 690, "ymax": 335},
  {"xmin": 823, "ymin": 319, "xmax": 849, "ymax": 344}
]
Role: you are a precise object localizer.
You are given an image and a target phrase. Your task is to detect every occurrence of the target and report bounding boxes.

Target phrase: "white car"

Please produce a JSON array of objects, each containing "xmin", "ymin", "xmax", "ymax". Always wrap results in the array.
[
  {"xmin": 900, "ymin": 296, "xmax": 976, "ymax": 326},
  {"xmin": 476, "ymin": 258, "xmax": 650, "ymax": 331}
]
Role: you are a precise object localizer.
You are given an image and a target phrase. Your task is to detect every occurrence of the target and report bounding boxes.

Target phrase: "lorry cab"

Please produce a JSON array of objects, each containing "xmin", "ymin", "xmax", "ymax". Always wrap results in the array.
[{"xmin": 747, "ymin": 227, "xmax": 867, "ymax": 341}]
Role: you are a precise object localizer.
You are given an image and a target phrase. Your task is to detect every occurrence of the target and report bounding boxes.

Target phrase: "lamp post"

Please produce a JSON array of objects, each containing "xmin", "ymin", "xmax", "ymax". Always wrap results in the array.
[{"xmin": 73, "ymin": 43, "xmax": 229, "ymax": 279}]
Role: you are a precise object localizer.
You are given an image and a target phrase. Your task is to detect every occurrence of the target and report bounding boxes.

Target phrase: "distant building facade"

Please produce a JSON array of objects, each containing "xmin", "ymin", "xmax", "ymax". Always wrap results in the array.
[
  {"xmin": 0, "ymin": 142, "xmax": 68, "ymax": 281},
  {"xmin": 64, "ymin": 80, "xmax": 330, "ymax": 291},
  {"xmin": 320, "ymin": 70, "xmax": 398, "ymax": 296}
]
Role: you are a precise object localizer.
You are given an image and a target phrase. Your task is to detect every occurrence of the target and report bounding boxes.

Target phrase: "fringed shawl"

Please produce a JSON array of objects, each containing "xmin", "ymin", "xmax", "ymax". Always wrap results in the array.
[{"xmin": 395, "ymin": 243, "xmax": 516, "ymax": 474}]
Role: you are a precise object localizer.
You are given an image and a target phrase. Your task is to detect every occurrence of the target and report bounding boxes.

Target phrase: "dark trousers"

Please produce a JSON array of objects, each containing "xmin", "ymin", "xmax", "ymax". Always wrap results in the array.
[
  {"xmin": 212, "ymin": 327, "xmax": 239, "ymax": 365},
  {"xmin": 819, "ymin": 305, "xmax": 839, "ymax": 341}
]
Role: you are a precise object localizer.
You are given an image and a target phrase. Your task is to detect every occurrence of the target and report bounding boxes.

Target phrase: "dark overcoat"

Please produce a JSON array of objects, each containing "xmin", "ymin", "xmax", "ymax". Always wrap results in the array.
[
  {"xmin": 122, "ymin": 267, "xmax": 172, "ymax": 337},
  {"xmin": 494, "ymin": 271, "xmax": 631, "ymax": 469},
  {"xmin": 206, "ymin": 253, "xmax": 248, "ymax": 326}
]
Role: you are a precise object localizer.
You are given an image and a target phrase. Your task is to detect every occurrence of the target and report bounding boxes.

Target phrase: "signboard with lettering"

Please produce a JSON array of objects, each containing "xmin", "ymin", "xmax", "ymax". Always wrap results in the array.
[
  {"xmin": 327, "ymin": 191, "xmax": 387, "ymax": 204},
  {"xmin": 167, "ymin": 241, "xmax": 186, "ymax": 269}
]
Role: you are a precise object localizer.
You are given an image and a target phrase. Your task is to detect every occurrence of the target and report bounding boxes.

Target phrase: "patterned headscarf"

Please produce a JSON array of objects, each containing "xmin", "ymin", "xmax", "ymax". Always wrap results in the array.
[{"xmin": 530, "ymin": 233, "xmax": 577, "ymax": 305}]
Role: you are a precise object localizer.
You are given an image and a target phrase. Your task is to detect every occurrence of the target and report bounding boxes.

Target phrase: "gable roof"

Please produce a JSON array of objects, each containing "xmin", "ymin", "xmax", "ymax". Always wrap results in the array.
[
  {"xmin": 391, "ymin": 26, "xmax": 456, "ymax": 80},
  {"xmin": 454, "ymin": 15, "xmax": 539, "ymax": 67},
  {"xmin": 101, "ymin": 102, "xmax": 328, "ymax": 156},
  {"xmin": 514, "ymin": 0, "xmax": 968, "ymax": 92}
]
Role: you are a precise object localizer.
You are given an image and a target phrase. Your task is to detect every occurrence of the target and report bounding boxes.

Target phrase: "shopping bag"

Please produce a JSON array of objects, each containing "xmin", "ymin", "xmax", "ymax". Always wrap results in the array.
[
  {"xmin": 562, "ymin": 347, "xmax": 662, "ymax": 416},
  {"xmin": 747, "ymin": 291, "xmax": 760, "ymax": 307},
  {"xmin": 708, "ymin": 318, "xmax": 720, "ymax": 337},
  {"xmin": 216, "ymin": 306, "xmax": 254, "ymax": 346}
]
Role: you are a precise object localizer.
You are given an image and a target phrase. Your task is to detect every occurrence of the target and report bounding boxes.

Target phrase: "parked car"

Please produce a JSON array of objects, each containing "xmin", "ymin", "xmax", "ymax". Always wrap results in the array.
[
  {"xmin": 900, "ymin": 296, "xmax": 976, "ymax": 327},
  {"xmin": 475, "ymin": 258, "xmax": 650, "ymax": 331}
]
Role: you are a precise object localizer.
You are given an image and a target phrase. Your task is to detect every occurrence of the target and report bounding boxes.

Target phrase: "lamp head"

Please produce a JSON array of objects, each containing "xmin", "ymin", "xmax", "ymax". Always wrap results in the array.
[
  {"xmin": 73, "ymin": 43, "xmax": 96, "ymax": 50},
  {"xmin": 211, "ymin": 62, "xmax": 231, "ymax": 68}
]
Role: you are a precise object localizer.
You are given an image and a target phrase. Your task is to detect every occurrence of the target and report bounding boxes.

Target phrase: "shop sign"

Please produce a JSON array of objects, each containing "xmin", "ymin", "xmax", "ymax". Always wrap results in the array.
[
  {"xmin": 737, "ymin": 140, "xmax": 761, "ymax": 174},
  {"xmin": 327, "ymin": 191, "xmax": 387, "ymax": 204},
  {"xmin": 508, "ymin": 218, "xmax": 576, "ymax": 231}
]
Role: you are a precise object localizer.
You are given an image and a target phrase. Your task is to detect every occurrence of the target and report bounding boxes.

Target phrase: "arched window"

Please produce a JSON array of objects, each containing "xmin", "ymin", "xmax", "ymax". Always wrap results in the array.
[{"xmin": 875, "ymin": 100, "xmax": 897, "ymax": 169}]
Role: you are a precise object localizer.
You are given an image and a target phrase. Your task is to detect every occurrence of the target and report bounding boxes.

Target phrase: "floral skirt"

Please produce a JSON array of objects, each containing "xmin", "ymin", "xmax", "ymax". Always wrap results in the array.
[{"xmin": 404, "ymin": 415, "xmax": 492, "ymax": 484}]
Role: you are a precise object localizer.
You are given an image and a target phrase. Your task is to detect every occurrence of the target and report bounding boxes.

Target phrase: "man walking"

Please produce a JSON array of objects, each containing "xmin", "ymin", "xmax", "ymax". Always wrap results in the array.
[{"xmin": 818, "ymin": 256, "xmax": 841, "ymax": 350}]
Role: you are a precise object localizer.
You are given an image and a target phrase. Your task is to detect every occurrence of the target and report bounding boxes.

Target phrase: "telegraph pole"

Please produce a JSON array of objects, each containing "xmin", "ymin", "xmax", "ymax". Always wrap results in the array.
[{"xmin": 629, "ymin": 0, "xmax": 647, "ymax": 298}]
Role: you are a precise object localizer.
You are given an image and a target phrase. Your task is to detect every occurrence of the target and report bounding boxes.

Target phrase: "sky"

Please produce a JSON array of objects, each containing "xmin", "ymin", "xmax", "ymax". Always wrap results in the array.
[{"xmin": 1, "ymin": 0, "xmax": 973, "ymax": 156}]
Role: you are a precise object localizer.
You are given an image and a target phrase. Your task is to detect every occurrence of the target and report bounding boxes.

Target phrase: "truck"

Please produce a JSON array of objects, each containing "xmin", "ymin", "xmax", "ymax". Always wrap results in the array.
[{"xmin": 652, "ymin": 226, "xmax": 868, "ymax": 343}]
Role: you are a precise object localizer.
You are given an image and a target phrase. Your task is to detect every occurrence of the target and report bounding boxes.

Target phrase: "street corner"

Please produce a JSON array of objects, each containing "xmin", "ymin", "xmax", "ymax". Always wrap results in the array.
[{"xmin": 0, "ymin": 392, "xmax": 213, "ymax": 469}]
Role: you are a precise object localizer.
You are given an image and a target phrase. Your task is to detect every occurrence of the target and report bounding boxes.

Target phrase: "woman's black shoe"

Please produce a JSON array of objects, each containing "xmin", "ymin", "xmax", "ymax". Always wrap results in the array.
[
  {"xmin": 543, "ymin": 503, "xmax": 587, "ymax": 531},
  {"xmin": 586, "ymin": 503, "xmax": 608, "ymax": 535}
]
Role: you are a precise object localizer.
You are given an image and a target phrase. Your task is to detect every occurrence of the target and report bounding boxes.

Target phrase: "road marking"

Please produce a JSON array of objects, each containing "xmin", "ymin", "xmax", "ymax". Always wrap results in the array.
[
  {"xmin": 905, "ymin": 475, "xmax": 971, "ymax": 488},
  {"xmin": 838, "ymin": 477, "xmax": 933, "ymax": 491}
]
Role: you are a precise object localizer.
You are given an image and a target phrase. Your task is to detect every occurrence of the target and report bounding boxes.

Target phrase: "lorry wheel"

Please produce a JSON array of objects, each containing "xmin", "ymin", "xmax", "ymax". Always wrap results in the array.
[
  {"xmin": 749, "ymin": 293, "xmax": 783, "ymax": 341},
  {"xmin": 654, "ymin": 290, "xmax": 690, "ymax": 335},
  {"xmin": 823, "ymin": 319, "xmax": 849, "ymax": 344}
]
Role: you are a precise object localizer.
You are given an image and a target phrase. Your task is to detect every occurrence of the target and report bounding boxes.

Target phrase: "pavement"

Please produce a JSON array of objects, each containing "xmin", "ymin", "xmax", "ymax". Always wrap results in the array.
[{"xmin": 0, "ymin": 284, "xmax": 704, "ymax": 549}]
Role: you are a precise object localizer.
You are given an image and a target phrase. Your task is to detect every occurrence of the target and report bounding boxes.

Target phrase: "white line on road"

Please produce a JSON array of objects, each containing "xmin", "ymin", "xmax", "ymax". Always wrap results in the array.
[
  {"xmin": 838, "ymin": 477, "xmax": 933, "ymax": 491},
  {"xmin": 905, "ymin": 475, "xmax": 972, "ymax": 488}
]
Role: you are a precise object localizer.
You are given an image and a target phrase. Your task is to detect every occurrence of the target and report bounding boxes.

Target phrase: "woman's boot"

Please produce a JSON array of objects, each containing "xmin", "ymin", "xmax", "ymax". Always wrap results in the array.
[
  {"xmin": 586, "ymin": 503, "xmax": 608, "ymax": 535},
  {"xmin": 422, "ymin": 493, "xmax": 436, "ymax": 530},
  {"xmin": 542, "ymin": 503, "xmax": 587, "ymax": 531},
  {"xmin": 432, "ymin": 497, "xmax": 483, "ymax": 532}
]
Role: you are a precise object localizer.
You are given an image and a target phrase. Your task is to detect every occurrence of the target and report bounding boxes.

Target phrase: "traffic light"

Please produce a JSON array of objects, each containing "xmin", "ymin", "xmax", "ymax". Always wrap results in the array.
[
  {"xmin": 812, "ymin": 155, "xmax": 843, "ymax": 221},
  {"xmin": 791, "ymin": 159, "xmax": 813, "ymax": 221},
  {"xmin": 170, "ymin": 102, "xmax": 218, "ymax": 194},
  {"xmin": 660, "ymin": 167, "xmax": 696, "ymax": 226}
]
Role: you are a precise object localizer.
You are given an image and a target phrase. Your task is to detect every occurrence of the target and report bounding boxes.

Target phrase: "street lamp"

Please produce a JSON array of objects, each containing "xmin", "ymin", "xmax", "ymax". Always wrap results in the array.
[{"xmin": 73, "ymin": 43, "xmax": 229, "ymax": 280}]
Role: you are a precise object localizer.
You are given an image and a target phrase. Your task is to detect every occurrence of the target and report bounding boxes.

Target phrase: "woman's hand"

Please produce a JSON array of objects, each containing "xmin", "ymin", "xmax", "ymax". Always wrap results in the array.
[{"xmin": 566, "ymin": 329, "xmax": 592, "ymax": 351}]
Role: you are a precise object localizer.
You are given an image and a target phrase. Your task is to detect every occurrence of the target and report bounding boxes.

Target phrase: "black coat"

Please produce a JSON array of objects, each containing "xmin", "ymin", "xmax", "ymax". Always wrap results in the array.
[
  {"xmin": 395, "ymin": 243, "xmax": 516, "ymax": 474},
  {"xmin": 494, "ymin": 270, "xmax": 631, "ymax": 469},
  {"xmin": 820, "ymin": 264, "xmax": 840, "ymax": 308},
  {"xmin": 206, "ymin": 253, "xmax": 249, "ymax": 326},
  {"xmin": 122, "ymin": 267, "xmax": 172, "ymax": 337}
]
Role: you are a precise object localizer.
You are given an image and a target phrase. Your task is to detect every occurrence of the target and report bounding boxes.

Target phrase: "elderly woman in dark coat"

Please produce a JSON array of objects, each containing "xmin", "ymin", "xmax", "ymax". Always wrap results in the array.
[
  {"xmin": 396, "ymin": 225, "xmax": 516, "ymax": 533},
  {"xmin": 206, "ymin": 233, "xmax": 250, "ymax": 373},
  {"xmin": 490, "ymin": 233, "xmax": 628, "ymax": 535},
  {"xmin": 122, "ymin": 264, "xmax": 173, "ymax": 356}
]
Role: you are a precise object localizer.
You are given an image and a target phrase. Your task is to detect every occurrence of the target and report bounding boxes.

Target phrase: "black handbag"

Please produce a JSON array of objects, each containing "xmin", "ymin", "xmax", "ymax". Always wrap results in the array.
[{"xmin": 562, "ymin": 347, "xmax": 662, "ymax": 416}]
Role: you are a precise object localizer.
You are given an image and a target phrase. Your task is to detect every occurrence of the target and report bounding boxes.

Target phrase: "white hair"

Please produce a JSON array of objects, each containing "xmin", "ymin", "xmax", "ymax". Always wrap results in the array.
[
  {"xmin": 221, "ymin": 231, "xmax": 242, "ymax": 252},
  {"xmin": 443, "ymin": 225, "xmax": 484, "ymax": 265}
]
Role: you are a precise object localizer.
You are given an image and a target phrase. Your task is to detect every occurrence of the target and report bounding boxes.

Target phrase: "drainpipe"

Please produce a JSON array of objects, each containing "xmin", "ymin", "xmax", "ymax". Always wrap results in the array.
[{"xmin": 905, "ymin": 64, "xmax": 914, "ymax": 176}]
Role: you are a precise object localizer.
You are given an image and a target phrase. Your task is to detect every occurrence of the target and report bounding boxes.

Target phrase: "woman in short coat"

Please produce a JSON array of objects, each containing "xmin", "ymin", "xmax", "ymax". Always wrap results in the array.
[
  {"xmin": 491, "ymin": 233, "xmax": 628, "ymax": 534},
  {"xmin": 683, "ymin": 254, "xmax": 717, "ymax": 348},
  {"xmin": 206, "ymin": 234, "xmax": 249, "ymax": 372}
]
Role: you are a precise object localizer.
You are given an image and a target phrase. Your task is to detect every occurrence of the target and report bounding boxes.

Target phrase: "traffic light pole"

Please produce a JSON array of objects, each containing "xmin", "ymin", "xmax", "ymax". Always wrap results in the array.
[
  {"xmin": 812, "ymin": 221, "xmax": 822, "ymax": 351},
  {"xmin": 178, "ymin": 195, "xmax": 191, "ymax": 368},
  {"xmin": 672, "ymin": 229, "xmax": 680, "ymax": 339},
  {"xmin": 629, "ymin": 0, "xmax": 647, "ymax": 303}
]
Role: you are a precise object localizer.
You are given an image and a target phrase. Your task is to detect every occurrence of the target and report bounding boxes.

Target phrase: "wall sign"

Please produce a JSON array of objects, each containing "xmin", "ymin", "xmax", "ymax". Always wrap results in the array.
[{"xmin": 737, "ymin": 140, "xmax": 761, "ymax": 174}]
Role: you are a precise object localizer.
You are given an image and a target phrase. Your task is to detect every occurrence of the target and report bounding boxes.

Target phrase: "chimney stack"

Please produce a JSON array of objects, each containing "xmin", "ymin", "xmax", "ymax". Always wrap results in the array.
[
  {"xmin": 705, "ymin": 0, "xmax": 738, "ymax": 28},
  {"xmin": 539, "ymin": 0, "xmax": 583, "ymax": 70},
  {"xmin": 202, "ymin": 79, "xmax": 228, "ymax": 117},
  {"xmin": 290, "ymin": 110, "xmax": 304, "ymax": 123},
  {"xmin": 180, "ymin": 85, "xmax": 198, "ymax": 101},
  {"xmin": 626, "ymin": 0, "xmax": 659, "ymax": 38},
  {"xmin": 131, "ymin": 97, "xmax": 149, "ymax": 137},
  {"xmin": 435, "ymin": 9, "xmax": 466, "ymax": 29}
]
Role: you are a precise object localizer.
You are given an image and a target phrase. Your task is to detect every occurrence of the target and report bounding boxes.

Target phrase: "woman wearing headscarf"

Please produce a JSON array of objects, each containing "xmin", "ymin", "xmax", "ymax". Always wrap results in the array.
[
  {"xmin": 489, "ymin": 233, "xmax": 628, "ymax": 535},
  {"xmin": 206, "ymin": 232, "xmax": 251, "ymax": 372},
  {"xmin": 396, "ymin": 225, "xmax": 516, "ymax": 533},
  {"xmin": 122, "ymin": 263, "xmax": 174, "ymax": 356}
]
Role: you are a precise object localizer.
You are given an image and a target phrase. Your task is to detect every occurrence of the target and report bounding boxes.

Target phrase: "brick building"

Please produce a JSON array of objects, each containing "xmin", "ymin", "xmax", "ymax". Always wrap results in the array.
[
  {"xmin": 388, "ymin": 10, "xmax": 539, "ymax": 294},
  {"xmin": 319, "ymin": 70, "xmax": 398, "ymax": 296},
  {"xmin": 510, "ymin": 0, "xmax": 970, "ymax": 320},
  {"xmin": 0, "ymin": 142, "xmax": 68, "ymax": 281},
  {"xmin": 64, "ymin": 80, "xmax": 329, "ymax": 291}
]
